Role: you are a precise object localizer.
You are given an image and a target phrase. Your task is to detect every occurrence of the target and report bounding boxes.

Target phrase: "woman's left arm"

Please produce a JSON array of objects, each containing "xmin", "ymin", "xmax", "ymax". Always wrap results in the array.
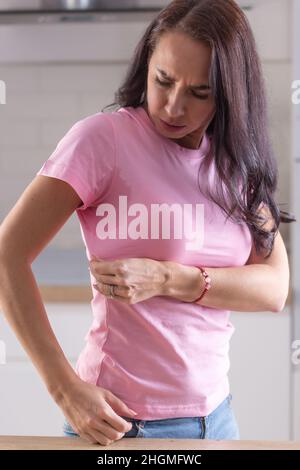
[
  {"xmin": 162, "ymin": 228, "xmax": 290, "ymax": 312},
  {"xmin": 90, "ymin": 206, "xmax": 290, "ymax": 312}
]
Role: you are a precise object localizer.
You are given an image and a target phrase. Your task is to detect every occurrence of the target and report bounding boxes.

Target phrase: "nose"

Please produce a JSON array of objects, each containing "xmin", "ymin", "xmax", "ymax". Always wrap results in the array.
[{"xmin": 165, "ymin": 91, "xmax": 185, "ymax": 120}]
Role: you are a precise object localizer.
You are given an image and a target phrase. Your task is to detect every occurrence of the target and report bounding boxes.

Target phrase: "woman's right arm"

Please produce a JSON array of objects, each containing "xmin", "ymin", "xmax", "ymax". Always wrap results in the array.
[{"xmin": 0, "ymin": 175, "xmax": 135, "ymax": 445}]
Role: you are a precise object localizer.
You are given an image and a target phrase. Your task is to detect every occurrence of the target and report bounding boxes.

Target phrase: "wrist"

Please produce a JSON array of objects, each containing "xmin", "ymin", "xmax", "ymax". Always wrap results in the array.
[
  {"xmin": 193, "ymin": 267, "xmax": 212, "ymax": 303},
  {"xmin": 159, "ymin": 261, "xmax": 173, "ymax": 296},
  {"xmin": 161, "ymin": 261, "xmax": 206, "ymax": 302},
  {"xmin": 47, "ymin": 368, "xmax": 79, "ymax": 405}
]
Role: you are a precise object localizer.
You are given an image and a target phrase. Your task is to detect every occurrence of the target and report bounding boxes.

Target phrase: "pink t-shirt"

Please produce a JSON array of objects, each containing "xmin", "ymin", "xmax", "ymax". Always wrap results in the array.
[{"xmin": 36, "ymin": 105, "xmax": 252, "ymax": 419}]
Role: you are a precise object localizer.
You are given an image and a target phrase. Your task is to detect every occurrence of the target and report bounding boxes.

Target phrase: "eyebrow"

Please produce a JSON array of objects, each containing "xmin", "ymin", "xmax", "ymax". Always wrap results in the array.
[{"xmin": 156, "ymin": 66, "xmax": 211, "ymax": 91}]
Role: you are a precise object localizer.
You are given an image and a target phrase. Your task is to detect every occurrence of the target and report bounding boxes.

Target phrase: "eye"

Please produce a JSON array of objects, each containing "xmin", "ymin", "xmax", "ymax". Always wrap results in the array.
[
  {"xmin": 155, "ymin": 77, "xmax": 170, "ymax": 87},
  {"xmin": 192, "ymin": 93, "xmax": 209, "ymax": 100},
  {"xmin": 155, "ymin": 77, "xmax": 209, "ymax": 100}
]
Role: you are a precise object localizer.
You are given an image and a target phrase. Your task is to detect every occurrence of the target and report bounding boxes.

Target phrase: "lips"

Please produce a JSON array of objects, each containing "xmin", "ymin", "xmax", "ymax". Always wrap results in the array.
[{"xmin": 161, "ymin": 119, "xmax": 185, "ymax": 127}]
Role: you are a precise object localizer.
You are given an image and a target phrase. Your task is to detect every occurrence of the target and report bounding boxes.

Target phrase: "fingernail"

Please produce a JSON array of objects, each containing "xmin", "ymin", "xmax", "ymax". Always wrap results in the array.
[{"xmin": 130, "ymin": 409, "xmax": 138, "ymax": 415}]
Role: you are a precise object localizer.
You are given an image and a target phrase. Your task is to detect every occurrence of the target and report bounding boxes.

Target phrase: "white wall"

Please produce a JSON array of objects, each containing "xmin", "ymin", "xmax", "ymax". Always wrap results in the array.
[
  {"xmin": 0, "ymin": 0, "xmax": 295, "ymax": 439},
  {"xmin": 0, "ymin": 303, "xmax": 93, "ymax": 436},
  {"xmin": 291, "ymin": 0, "xmax": 300, "ymax": 441},
  {"xmin": 0, "ymin": 0, "xmax": 293, "ymax": 253},
  {"xmin": 0, "ymin": 18, "xmax": 149, "ymax": 248},
  {"xmin": 229, "ymin": 308, "xmax": 291, "ymax": 440}
]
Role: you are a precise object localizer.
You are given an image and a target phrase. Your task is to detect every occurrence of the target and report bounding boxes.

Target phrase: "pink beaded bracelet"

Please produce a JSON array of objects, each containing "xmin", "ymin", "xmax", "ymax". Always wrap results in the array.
[{"xmin": 194, "ymin": 267, "xmax": 212, "ymax": 303}]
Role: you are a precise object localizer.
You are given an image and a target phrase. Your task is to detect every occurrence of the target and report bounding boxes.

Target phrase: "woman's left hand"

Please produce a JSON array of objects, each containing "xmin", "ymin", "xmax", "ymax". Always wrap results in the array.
[{"xmin": 89, "ymin": 256, "xmax": 170, "ymax": 304}]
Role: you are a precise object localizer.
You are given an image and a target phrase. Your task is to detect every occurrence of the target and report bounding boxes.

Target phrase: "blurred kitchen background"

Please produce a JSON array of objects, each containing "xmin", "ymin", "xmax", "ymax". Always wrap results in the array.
[{"xmin": 0, "ymin": 0, "xmax": 299, "ymax": 440}]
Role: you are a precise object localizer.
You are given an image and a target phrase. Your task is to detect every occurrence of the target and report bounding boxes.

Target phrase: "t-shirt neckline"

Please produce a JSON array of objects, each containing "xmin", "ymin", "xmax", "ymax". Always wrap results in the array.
[{"xmin": 119, "ymin": 105, "xmax": 210, "ymax": 160}]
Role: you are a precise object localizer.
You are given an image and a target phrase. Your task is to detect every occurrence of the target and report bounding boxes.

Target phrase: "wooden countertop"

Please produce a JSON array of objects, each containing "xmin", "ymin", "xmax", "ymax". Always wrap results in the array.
[
  {"xmin": 38, "ymin": 285, "xmax": 93, "ymax": 303},
  {"xmin": 0, "ymin": 436, "xmax": 300, "ymax": 450},
  {"xmin": 38, "ymin": 284, "xmax": 293, "ymax": 305}
]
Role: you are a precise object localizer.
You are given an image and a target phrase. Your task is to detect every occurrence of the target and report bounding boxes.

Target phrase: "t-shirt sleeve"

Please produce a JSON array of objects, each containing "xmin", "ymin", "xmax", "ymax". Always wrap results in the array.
[{"xmin": 36, "ymin": 113, "xmax": 116, "ymax": 211}]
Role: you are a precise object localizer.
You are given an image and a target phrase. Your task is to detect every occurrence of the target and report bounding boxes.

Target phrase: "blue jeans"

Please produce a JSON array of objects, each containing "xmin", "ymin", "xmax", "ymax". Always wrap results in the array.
[{"xmin": 62, "ymin": 394, "xmax": 240, "ymax": 440}]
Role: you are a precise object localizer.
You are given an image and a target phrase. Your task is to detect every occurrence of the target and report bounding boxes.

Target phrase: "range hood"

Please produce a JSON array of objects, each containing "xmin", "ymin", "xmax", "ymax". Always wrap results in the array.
[
  {"xmin": 0, "ymin": 0, "xmax": 169, "ymax": 12},
  {"xmin": 0, "ymin": 1, "xmax": 170, "ymax": 24},
  {"xmin": 0, "ymin": 0, "xmax": 258, "ymax": 24}
]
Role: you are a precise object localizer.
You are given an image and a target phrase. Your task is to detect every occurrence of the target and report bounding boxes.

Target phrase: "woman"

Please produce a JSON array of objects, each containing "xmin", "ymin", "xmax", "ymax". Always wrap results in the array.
[{"xmin": 0, "ymin": 0, "xmax": 294, "ymax": 445}]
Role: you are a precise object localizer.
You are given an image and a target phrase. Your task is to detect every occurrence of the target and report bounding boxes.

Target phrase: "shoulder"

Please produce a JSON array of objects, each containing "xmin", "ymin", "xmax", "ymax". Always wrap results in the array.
[
  {"xmin": 70, "ymin": 112, "xmax": 115, "ymax": 138},
  {"xmin": 55, "ymin": 112, "xmax": 117, "ymax": 154},
  {"xmin": 71, "ymin": 108, "xmax": 135, "ymax": 139}
]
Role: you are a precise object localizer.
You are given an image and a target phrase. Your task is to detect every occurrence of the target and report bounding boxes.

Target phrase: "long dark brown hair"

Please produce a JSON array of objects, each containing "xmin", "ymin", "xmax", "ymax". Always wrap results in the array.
[{"xmin": 102, "ymin": 0, "xmax": 295, "ymax": 257}]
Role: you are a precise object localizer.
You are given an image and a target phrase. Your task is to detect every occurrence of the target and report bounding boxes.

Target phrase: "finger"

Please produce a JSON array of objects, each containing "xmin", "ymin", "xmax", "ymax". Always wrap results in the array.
[
  {"xmin": 93, "ymin": 282, "xmax": 111, "ymax": 297},
  {"xmin": 96, "ymin": 274, "xmax": 126, "ymax": 286},
  {"xmin": 93, "ymin": 286, "xmax": 129, "ymax": 303},
  {"xmin": 91, "ymin": 419, "xmax": 129, "ymax": 441},
  {"xmin": 104, "ymin": 283, "xmax": 131, "ymax": 298},
  {"xmin": 103, "ymin": 393, "xmax": 138, "ymax": 432},
  {"xmin": 94, "ymin": 283, "xmax": 132, "ymax": 300},
  {"xmin": 102, "ymin": 412, "xmax": 134, "ymax": 436},
  {"xmin": 79, "ymin": 431, "xmax": 99, "ymax": 445},
  {"xmin": 88, "ymin": 429, "xmax": 114, "ymax": 446},
  {"xmin": 68, "ymin": 419, "xmax": 100, "ymax": 444},
  {"xmin": 89, "ymin": 259, "xmax": 120, "ymax": 276}
]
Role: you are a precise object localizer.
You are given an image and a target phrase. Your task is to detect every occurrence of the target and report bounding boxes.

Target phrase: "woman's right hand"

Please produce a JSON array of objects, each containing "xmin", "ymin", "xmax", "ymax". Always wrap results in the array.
[{"xmin": 54, "ymin": 376, "xmax": 137, "ymax": 446}]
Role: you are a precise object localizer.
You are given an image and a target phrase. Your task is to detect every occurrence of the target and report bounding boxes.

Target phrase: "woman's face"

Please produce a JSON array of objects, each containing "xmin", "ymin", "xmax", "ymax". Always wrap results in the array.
[{"xmin": 144, "ymin": 31, "xmax": 216, "ymax": 149}]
